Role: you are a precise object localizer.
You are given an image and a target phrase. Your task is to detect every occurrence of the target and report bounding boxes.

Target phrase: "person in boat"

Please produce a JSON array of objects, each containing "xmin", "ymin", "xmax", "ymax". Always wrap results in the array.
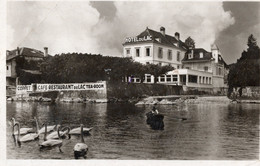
[{"xmin": 152, "ymin": 106, "xmax": 159, "ymax": 114}]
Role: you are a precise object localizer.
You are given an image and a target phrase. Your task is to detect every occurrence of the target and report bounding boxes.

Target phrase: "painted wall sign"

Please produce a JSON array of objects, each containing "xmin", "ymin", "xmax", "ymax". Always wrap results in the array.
[
  {"xmin": 16, "ymin": 85, "xmax": 33, "ymax": 94},
  {"xmin": 125, "ymin": 35, "xmax": 152, "ymax": 43},
  {"xmin": 36, "ymin": 82, "xmax": 106, "ymax": 92}
]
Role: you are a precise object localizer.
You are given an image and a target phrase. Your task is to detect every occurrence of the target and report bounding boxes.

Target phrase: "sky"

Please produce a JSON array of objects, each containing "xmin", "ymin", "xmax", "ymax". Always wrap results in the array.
[{"xmin": 6, "ymin": 1, "xmax": 260, "ymax": 64}]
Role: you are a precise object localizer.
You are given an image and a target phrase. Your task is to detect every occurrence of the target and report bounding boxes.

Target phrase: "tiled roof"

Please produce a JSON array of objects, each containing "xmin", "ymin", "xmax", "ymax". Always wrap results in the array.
[
  {"xmin": 182, "ymin": 48, "xmax": 213, "ymax": 62},
  {"xmin": 6, "ymin": 47, "xmax": 46, "ymax": 61},
  {"xmin": 123, "ymin": 27, "xmax": 188, "ymax": 50},
  {"xmin": 182, "ymin": 48, "xmax": 227, "ymax": 66}
]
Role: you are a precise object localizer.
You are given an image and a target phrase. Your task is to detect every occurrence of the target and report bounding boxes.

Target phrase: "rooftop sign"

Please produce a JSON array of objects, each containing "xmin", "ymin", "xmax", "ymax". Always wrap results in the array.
[{"xmin": 125, "ymin": 35, "xmax": 152, "ymax": 43}]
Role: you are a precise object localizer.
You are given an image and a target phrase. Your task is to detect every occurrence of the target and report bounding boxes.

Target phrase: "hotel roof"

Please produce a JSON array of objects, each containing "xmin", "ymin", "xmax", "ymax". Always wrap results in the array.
[{"xmin": 123, "ymin": 27, "xmax": 188, "ymax": 50}]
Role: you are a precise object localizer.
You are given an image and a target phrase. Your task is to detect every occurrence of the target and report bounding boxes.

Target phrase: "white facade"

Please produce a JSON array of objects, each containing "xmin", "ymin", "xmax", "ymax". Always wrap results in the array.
[
  {"xmin": 158, "ymin": 69, "xmax": 213, "ymax": 88},
  {"xmin": 123, "ymin": 27, "xmax": 186, "ymax": 69},
  {"xmin": 124, "ymin": 42, "xmax": 185, "ymax": 69}
]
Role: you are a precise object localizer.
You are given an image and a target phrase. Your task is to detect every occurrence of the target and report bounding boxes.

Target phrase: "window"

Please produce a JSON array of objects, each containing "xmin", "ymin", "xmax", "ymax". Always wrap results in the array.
[
  {"xmin": 7, "ymin": 66, "xmax": 9, "ymax": 70},
  {"xmin": 219, "ymin": 68, "xmax": 222, "ymax": 75},
  {"xmin": 126, "ymin": 49, "xmax": 130, "ymax": 55},
  {"xmin": 155, "ymin": 38, "xmax": 161, "ymax": 42},
  {"xmin": 158, "ymin": 47, "xmax": 163, "ymax": 58},
  {"xmin": 209, "ymin": 78, "xmax": 211, "ymax": 84},
  {"xmin": 177, "ymin": 51, "xmax": 180, "ymax": 61},
  {"xmin": 146, "ymin": 75, "xmax": 151, "ymax": 82},
  {"xmin": 204, "ymin": 66, "xmax": 208, "ymax": 72},
  {"xmin": 168, "ymin": 50, "xmax": 172, "ymax": 60},
  {"xmin": 200, "ymin": 52, "xmax": 203, "ymax": 58},
  {"xmin": 160, "ymin": 76, "xmax": 165, "ymax": 82},
  {"xmin": 166, "ymin": 75, "xmax": 171, "ymax": 82},
  {"xmin": 172, "ymin": 75, "xmax": 177, "ymax": 81},
  {"xmin": 186, "ymin": 67, "xmax": 190, "ymax": 69},
  {"xmin": 188, "ymin": 75, "xmax": 198, "ymax": 83},
  {"xmin": 146, "ymin": 48, "xmax": 150, "ymax": 56},
  {"xmin": 177, "ymin": 65, "xmax": 179, "ymax": 69},
  {"xmin": 158, "ymin": 62, "xmax": 162, "ymax": 66},
  {"xmin": 135, "ymin": 48, "xmax": 140, "ymax": 57}
]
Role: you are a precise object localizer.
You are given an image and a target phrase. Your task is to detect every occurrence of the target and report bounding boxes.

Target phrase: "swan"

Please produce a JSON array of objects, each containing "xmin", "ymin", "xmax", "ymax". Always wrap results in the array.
[
  {"xmin": 38, "ymin": 124, "xmax": 57, "ymax": 134},
  {"xmin": 11, "ymin": 123, "xmax": 17, "ymax": 146},
  {"xmin": 11, "ymin": 117, "xmax": 34, "ymax": 135},
  {"xmin": 14, "ymin": 117, "xmax": 40, "ymax": 146},
  {"xmin": 39, "ymin": 124, "xmax": 64, "ymax": 152},
  {"xmin": 69, "ymin": 125, "xmax": 93, "ymax": 135},
  {"xmin": 73, "ymin": 124, "xmax": 88, "ymax": 159},
  {"xmin": 46, "ymin": 125, "xmax": 71, "ymax": 140}
]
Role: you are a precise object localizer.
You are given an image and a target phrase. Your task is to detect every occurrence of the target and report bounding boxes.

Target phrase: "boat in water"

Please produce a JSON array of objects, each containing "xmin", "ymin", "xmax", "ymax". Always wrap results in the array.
[{"xmin": 146, "ymin": 111, "xmax": 164, "ymax": 130}]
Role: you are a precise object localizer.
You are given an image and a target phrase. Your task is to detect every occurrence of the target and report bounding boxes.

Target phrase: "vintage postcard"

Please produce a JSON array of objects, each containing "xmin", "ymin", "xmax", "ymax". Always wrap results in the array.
[{"xmin": 1, "ymin": 0, "xmax": 260, "ymax": 166}]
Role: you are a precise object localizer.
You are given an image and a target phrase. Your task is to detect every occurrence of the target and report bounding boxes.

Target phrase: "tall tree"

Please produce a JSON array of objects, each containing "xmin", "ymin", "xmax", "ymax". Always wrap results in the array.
[
  {"xmin": 228, "ymin": 34, "xmax": 260, "ymax": 96},
  {"xmin": 185, "ymin": 36, "xmax": 195, "ymax": 49},
  {"xmin": 247, "ymin": 34, "xmax": 258, "ymax": 49}
]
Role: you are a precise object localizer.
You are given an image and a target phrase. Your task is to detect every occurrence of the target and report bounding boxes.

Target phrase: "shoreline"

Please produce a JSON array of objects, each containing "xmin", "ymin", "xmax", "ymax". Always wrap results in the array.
[
  {"xmin": 135, "ymin": 95, "xmax": 260, "ymax": 105},
  {"xmin": 7, "ymin": 95, "xmax": 260, "ymax": 104}
]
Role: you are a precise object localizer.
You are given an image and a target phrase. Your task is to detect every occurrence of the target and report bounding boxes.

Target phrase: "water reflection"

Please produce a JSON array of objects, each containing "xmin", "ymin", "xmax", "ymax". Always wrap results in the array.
[{"xmin": 6, "ymin": 101, "xmax": 259, "ymax": 159}]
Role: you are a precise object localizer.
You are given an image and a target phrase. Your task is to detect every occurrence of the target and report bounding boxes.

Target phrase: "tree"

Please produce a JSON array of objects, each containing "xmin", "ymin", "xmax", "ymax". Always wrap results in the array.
[
  {"xmin": 228, "ymin": 34, "xmax": 260, "ymax": 96},
  {"xmin": 40, "ymin": 53, "xmax": 149, "ymax": 83},
  {"xmin": 185, "ymin": 36, "xmax": 195, "ymax": 49},
  {"xmin": 247, "ymin": 34, "xmax": 258, "ymax": 49},
  {"xmin": 239, "ymin": 34, "xmax": 260, "ymax": 61}
]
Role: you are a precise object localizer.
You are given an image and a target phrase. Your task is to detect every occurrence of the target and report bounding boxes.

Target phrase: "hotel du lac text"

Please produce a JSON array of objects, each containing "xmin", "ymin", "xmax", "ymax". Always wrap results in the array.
[{"xmin": 5, "ymin": 1, "xmax": 260, "ymax": 161}]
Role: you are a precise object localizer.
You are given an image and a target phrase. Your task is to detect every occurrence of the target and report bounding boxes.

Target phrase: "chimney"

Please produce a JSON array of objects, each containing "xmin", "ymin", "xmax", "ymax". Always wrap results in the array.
[
  {"xmin": 160, "ymin": 27, "xmax": 165, "ymax": 36},
  {"xmin": 175, "ymin": 32, "xmax": 180, "ymax": 40},
  {"xmin": 44, "ymin": 47, "xmax": 48, "ymax": 57},
  {"xmin": 16, "ymin": 47, "xmax": 20, "ymax": 55}
]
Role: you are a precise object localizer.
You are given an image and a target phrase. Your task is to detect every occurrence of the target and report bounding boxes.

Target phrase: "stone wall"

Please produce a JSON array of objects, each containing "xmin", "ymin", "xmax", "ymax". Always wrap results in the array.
[
  {"xmin": 106, "ymin": 81, "xmax": 182, "ymax": 101},
  {"xmin": 182, "ymin": 86, "xmax": 227, "ymax": 95},
  {"xmin": 230, "ymin": 86, "xmax": 260, "ymax": 99}
]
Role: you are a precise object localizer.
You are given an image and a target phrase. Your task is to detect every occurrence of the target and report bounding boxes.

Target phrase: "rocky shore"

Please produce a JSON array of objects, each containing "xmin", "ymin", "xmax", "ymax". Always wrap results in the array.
[
  {"xmin": 6, "ymin": 96, "xmax": 108, "ymax": 103},
  {"xmin": 135, "ymin": 95, "xmax": 235, "ymax": 105},
  {"xmin": 7, "ymin": 95, "xmax": 260, "ymax": 104}
]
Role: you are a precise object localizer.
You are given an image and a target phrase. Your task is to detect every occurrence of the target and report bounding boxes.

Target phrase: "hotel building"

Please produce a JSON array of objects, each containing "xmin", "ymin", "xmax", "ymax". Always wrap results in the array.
[
  {"xmin": 123, "ymin": 27, "xmax": 187, "ymax": 69},
  {"xmin": 123, "ymin": 27, "xmax": 228, "ymax": 93}
]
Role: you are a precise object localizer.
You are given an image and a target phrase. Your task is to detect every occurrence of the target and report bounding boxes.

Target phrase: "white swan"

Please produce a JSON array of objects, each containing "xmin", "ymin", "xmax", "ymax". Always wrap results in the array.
[
  {"xmin": 73, "ymin": 124, "xmax": 88, "ymax": 159},
  {"xmin": 46, "ymin": 125, "xmax": 70, "ymax": 140},
  {"xmin": 38, "ymin": 123, "xmax": 57, "ymax": 134},
  {"xmin": 69, "ymin": 125, "xmax": 93, "ymax": 135},
  {"xmin": 39, "ymin": 124, "xmax": 64, "ymax": 152},
  {"xmin": 11, "ymin": 117, "xmax": 33, "ymax": 135},
  {"xmin": 14, "ymin": 117, "xmax": 39, "ymax": 146}
]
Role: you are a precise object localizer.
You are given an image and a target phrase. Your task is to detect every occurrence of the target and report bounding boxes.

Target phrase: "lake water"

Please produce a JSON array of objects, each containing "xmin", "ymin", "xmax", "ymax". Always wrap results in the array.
[{"xmin": 6, "ymin": 101, "xmax": 259, "ymax": 160}]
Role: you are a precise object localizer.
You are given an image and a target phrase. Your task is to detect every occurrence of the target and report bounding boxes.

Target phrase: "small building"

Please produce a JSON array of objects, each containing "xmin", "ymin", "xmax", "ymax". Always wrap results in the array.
[
  {"xmin": 6, "ymin": 47, "xmax": 49, "ymax": 87},
  {"xmin": 123, "ymin": 27, "xmax": 188, "ymax": 69}
]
